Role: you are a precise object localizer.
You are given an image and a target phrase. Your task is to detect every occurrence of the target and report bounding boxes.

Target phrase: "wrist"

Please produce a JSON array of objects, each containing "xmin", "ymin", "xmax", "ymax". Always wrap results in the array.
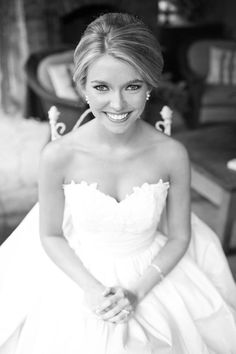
[
  {"xmin": 150, "ymin": 263, "xmax": 165, "ymax": 281},
  {"xmin": 130, "ymin": 265, "xmax": 164, "ymax": 302},
  {"xmin": 84, "ymin": 280, "xmax": 106, "ymax": 295},
  {"xmin": 129, "ymin": 278, "xmax": 149, "ymax": 303}
]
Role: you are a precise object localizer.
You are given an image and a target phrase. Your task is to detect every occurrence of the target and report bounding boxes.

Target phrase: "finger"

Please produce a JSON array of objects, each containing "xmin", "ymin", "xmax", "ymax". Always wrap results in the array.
[
  {"xmin": 109, "ymin": 312, "xmax": 128, "ymax": 323},
  {"xmin": 101, "ymin": 296, "xmax": 129, "ymax": 316},
  {"xmin": 95, "ymin": 297, "xmax": 115, "ymax": 314},
  {"xmin": 115, "ymin": 288, "xmax": 125, "ymax": 298},
  {"xmin": 99, "ymin": 299, "xmax": 132, "ymax": 321},
  {"xmin": 102, "ymin": 287, "xmax": 112, "ymax": 297},
  {"xmin": 96, "ymin": 291, "xmax": 125, "ymax": 314},
  {"xmin": 108, "ymin": 308, "xmax": 133, "ymax": 323},
  {"xmin": 100, "ymin": 305, "xmax": 121, "ymax": 321}
]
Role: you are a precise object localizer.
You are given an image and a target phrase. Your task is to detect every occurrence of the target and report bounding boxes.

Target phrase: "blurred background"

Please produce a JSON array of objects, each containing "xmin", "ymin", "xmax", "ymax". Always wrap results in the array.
[{"xmin": 0, "ymin": 0, "xmax": 236, "ymax": 275}]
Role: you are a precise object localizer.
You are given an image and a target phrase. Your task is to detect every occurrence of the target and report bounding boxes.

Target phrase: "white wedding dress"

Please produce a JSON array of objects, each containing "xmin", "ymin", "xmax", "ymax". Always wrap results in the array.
[{"xmin": 0, "ymin": 179, "xmax": 236, "ymax": 353}]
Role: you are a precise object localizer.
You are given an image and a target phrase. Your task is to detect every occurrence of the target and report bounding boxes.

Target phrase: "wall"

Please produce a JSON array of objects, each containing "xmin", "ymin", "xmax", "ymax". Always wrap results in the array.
[
  {"xmin": 23, "ymin": 0, "xmax": 158, "ymax": 53},
  {"xmin": 224, "ymin": 0, "xmax": 236, "ymax": 38},
  {"xmin": 203, "ymin": 0, "xmax": 236, "ymax": 38},
  {"xmin": 21, "ymin": 0, "xmax": 236, "ymax": 55}
]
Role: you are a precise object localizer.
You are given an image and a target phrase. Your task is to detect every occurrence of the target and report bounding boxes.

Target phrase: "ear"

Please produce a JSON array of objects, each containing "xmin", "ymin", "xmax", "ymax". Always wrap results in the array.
[
  {"xmin": 79, "ymin": 86, "xmax": 87, "ymax": 103},
  {"xmin": 146, "ymin": 91, "xmax": 151, "ymax": 101},
  {"xmin": 85, "ymin": 95, "xmax": 90, "ymax": 105}
]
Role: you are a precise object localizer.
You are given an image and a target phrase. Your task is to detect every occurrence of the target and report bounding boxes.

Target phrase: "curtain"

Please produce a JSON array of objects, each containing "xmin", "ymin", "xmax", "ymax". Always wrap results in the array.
[
  {"xmin": 0, "ymin": 0, "xmax": 28, "ymax": 116},
  {"xmin": 0, "ymin": 0, "xmax": 86, "ymax": 117}
]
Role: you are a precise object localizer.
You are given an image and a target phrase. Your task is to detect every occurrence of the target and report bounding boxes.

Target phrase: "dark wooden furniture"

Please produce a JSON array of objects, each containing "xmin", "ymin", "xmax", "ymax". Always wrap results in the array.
[
  {"xmin": 178, "ymin": 39, "xmax": 236, "ymax": 128},
  {"xmin": 24, "ymin": 48, "xmax": 88, "ymax": 133},
  {"xmin": 155, "ymin": 22, "xmax": 224, "ymax": 81},
  {"xmin": 176, "ymin": 124, "xmax": 236, "ymax": 254}
]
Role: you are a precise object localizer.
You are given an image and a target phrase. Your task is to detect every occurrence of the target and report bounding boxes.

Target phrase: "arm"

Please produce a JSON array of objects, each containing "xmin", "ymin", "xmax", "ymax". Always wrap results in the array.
[
  {"xmin": 39, "ymin": 142, "xmax": 109, "ymax": 312},
  {"xmin": 131, "ymin": 140, "xmax": 191, "ymax": 302}
]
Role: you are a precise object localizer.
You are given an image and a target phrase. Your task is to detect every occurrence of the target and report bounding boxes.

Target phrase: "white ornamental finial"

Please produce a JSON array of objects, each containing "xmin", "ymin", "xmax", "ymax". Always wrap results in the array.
[
  {"xmin": 155, "ymin": 105, "xmax": 173, "ymax": 136},
  {"xmin": 48, "ymin": 106, "xmax": 66, "ymax": 140}
]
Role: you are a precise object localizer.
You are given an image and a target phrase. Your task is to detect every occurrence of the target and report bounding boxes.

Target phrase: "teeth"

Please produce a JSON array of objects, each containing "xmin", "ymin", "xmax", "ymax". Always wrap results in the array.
[{"xmin": 107, "ymin": 113, "xmax": 128, "ymax": 120}]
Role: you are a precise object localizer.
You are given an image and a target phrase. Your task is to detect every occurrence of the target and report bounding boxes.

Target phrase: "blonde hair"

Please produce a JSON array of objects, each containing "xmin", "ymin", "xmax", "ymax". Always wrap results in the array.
[{"xmin": 73, "ymin": 13, "xmax": 163, "ymax": 100}]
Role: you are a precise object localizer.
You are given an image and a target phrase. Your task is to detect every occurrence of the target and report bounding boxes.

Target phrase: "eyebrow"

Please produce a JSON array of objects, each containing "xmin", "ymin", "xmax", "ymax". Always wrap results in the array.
[{"xmin": 90, "ymin": 79, "xmax": 144, "ymax": 84}]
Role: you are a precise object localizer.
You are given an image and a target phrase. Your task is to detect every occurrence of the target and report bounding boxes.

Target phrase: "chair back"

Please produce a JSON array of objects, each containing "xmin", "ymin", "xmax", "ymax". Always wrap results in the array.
[
  {"xmin": 37, "ymin": 50, "xmax": 74, "ymax": 95},
  {"xmin": 24, "ymin": 49, "xmax": 87, "ymax": 132},
  {"xmin": 187, "ymin": 39, "xmax": 236, "ymax": 78}
]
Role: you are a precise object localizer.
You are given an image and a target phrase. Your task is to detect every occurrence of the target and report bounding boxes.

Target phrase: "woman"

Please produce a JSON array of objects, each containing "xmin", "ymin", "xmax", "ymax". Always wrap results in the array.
[{"xmin": 0, "ymin": 12, "xmax": 236, "ymax": 354}]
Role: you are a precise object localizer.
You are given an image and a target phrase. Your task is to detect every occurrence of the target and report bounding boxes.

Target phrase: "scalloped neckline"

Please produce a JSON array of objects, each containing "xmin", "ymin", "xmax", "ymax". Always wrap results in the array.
[{"xmin": 63, "ymin": 179, "xmax": 169, "ymax": 204}]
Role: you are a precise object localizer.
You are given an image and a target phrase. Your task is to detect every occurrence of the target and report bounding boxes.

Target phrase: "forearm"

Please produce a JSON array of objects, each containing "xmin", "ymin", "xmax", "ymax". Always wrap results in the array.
[
  {"xmin": 131, "ymin": 237, "xmax": 190, "ymax": 302},
  {"xmin": 41, "ymin": 234, "xmax": 104, "ymax": 294}
]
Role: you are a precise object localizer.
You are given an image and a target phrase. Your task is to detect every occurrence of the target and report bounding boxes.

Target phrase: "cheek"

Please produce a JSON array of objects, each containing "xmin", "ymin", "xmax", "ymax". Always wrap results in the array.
[
  {"xmin": 124, "ymin": 89, "xmax": 146, "ymax": 104},
  {"xmin": 89, "ymin": 93, "xmax": 106, "ymax": 109},
  {"xmin": 131, "ymin": 93, "xmax": 146, "ymax": 109}
]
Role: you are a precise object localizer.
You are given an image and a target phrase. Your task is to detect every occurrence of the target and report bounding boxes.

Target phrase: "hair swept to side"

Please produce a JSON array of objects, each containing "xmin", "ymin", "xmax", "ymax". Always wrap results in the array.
[{"xmin": 73, "ymin": 12, "xmax": 164, "ymax": 100}]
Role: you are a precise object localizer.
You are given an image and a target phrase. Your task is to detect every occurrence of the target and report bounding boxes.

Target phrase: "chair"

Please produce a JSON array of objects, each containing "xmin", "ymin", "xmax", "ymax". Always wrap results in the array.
[
  {"xmin": 24, "ymin": 48, "xmax": 88, "ymax": 134},
  {"xmin": 179, "ymin": 39, "xmax": 236, "ymax": 128}
]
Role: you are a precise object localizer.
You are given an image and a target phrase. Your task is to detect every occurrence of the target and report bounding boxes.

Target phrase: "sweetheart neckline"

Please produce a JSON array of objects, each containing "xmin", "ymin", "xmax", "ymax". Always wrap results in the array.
[{"xmin": 63, "ymin": 179, "xmax": 169, "ymax": 204}]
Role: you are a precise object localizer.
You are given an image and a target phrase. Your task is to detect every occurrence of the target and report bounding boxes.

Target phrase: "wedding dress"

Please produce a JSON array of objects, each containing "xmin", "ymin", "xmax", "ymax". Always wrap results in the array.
[{"xmin": 0, "ymin": 179, "xmax": 236, "ymax": 353}]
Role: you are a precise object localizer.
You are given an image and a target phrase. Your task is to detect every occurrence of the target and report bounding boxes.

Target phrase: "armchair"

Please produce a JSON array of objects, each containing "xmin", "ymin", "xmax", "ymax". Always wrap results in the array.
[
  {"xmin": 24, "ymin": 48, "xmax": 89, "ymax": 133},
  {"xmin": 179, "ymin": 39, "xmax": 236, "ymax": 128}
]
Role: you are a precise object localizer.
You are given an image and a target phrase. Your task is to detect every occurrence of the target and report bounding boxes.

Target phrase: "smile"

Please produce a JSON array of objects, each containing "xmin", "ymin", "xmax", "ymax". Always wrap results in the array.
[{"xmin": 106, "ymin": 112, "xmax": 130, "ymax": 123}]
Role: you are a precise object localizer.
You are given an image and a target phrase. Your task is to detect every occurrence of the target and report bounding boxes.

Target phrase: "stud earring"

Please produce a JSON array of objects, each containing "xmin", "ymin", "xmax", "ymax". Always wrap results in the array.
[
  {"xmin": 85, "ymin": 95, "xmax": 90, "ymax": 105},
  {"xmin": 146, "ymin": 91, "xmax": 151, "ymax": 101}
]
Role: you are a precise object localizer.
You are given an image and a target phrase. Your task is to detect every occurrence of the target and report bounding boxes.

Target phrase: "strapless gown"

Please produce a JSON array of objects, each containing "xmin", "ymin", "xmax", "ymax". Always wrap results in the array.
[{"xmin": 0, "ymin": 180, "xmax": 236, "ymax": 354}]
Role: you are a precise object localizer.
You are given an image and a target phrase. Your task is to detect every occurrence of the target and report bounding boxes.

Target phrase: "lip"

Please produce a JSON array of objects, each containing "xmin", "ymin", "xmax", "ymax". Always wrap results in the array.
[{"xmin": 105, "ymin": 112, "xmax": 131, "ymax": 123}]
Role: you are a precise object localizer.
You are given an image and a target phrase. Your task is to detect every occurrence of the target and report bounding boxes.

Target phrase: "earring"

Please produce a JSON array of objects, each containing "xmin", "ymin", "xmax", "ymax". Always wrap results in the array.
[
  {"xmin": 85, "ymin": 95, "xmax": 90, "ymax": 105},
  {"xmin": 146, "ymin": 91, "xmax": 151, "ymax": 101}
]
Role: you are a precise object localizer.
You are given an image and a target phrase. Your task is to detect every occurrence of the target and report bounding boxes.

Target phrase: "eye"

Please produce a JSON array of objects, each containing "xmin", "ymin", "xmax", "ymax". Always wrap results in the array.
[
  {"xmin": 126, "ymin": 84, "xmax": 141, "ymax": 91},
  {"xmin": 93, "ymin": 85, "xmax": 108, "ymax": 91}
]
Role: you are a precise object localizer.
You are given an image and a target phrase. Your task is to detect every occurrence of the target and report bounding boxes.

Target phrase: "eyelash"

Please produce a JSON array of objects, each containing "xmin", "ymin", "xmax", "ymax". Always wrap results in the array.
[{"xmin": 93, "ymin": 84, "xmax": 141, "ymax": 91}]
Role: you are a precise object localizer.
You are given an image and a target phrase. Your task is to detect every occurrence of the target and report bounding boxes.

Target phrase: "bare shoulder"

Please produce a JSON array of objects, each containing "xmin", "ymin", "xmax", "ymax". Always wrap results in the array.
[
  {"xmin": 162, "ymin": 136, "xmax": 189, "ymax": 164},
  {"xmin": 159, "ymin": 136, "xmax": 190, "ymax": 183},
  {"xmin": 40, "ymin": 135, "xmax": 71, "ymax": 167},
  {"xmin": 143, "ymin": 122, "xmax": 188, "ymax": 158},
  {"xmin": 141, "ymin": 121, "xmax": 190, "ymax": 177},
  {"xmin": 39, "ymin": 133, "xmax": 77, "ymax": 183}
]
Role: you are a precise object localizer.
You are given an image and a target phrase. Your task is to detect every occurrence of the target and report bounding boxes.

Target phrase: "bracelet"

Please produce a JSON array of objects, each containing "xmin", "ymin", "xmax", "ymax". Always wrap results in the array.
[{"xmin": 150, "ymin": 263, "xmax": 165, "ymax": 281}]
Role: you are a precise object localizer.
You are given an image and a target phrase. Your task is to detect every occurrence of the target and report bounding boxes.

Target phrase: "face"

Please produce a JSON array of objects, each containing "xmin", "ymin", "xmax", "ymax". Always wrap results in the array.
[{"xmin": 83, "ymin": 54, "xmax": 149, "ymax": 134}]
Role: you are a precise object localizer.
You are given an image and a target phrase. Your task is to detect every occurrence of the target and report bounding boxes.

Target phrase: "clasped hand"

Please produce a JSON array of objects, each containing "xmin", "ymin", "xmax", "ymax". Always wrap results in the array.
[{"xmin": 86, "ymin": 286, "xmax": 137, "ymax": 323}]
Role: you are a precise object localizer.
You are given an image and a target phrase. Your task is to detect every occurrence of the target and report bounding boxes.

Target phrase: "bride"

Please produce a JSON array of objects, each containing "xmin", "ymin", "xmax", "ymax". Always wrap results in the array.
[{"xmin": 0, "ymin": 12, "xmax": 236, "ymax": 354}]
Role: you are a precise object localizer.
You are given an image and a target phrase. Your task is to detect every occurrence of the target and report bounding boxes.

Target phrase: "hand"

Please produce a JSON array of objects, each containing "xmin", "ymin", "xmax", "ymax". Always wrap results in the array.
[
  {"xmin": 95, "ymin": 286, "xmax": 138, "ymax": 323},
  {"xmin": 84, "ymin": 286, "xmax": 112, "ymax": 314}
]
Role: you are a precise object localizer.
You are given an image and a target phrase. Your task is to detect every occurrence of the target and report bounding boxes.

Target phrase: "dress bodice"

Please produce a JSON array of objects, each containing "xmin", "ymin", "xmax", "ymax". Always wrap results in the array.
[{"xmin": 62, "ymin": 180, "xmax": 169, "ymax": 257}]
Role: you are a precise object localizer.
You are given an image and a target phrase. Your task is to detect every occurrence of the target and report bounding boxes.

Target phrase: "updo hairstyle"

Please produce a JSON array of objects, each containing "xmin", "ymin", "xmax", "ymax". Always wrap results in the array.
[{"xmin": 73, "ymin": 12, "xmax": 163, "ymax": 101}]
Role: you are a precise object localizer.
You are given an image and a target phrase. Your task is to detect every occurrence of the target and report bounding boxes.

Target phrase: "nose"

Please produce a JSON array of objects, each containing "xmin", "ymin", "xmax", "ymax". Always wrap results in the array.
[{"xmin": 109, "ymin": 90, "xmax": 125, "ymax": 111}]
